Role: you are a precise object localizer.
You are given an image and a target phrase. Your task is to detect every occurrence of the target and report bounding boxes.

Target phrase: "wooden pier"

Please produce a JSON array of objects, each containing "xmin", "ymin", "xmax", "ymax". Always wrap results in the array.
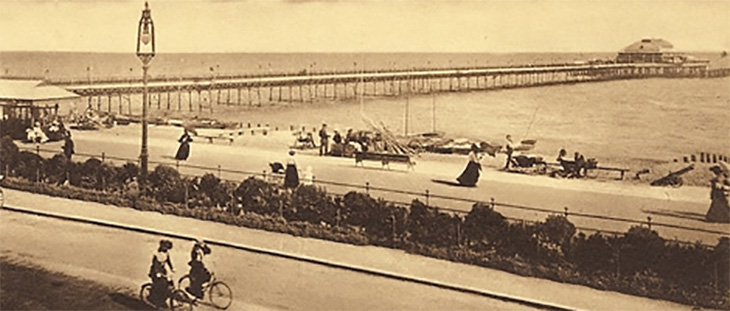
[{"xmin": 44, "ymin": 62, "xmax": 722, "ymax": 114}]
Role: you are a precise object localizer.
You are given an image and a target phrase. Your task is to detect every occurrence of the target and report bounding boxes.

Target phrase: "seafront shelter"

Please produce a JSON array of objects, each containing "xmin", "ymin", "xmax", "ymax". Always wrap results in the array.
[{"xmin": 0, "ymin": 79, "xmax": 81, "ymax": 126}]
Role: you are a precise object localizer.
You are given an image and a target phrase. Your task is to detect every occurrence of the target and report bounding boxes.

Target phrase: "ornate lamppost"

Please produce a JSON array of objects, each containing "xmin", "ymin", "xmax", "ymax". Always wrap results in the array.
[{"xmin": 136, "ymin": 1, "xmax": 155, "ymax": 191}]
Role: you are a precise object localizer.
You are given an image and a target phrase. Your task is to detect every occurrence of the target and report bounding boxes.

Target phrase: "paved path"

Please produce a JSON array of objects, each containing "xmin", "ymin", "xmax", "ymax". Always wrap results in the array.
[
  {"xmin": 25, "ymin": 124, "xmax": 728, "ymax": 244},
  {"xmin": 2, "ymin": 189, "xmax": 695, "ymax": 310}
]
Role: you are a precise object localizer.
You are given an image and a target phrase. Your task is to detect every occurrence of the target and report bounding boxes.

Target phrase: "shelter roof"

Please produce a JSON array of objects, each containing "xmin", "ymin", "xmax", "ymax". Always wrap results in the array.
[
  {"xmin": 620, "ymin": 38, "xmax": 676, "ymax": 54},
  {"xmin": 0, "ymin": 79, "xmax": 80, "ymax": 102}
]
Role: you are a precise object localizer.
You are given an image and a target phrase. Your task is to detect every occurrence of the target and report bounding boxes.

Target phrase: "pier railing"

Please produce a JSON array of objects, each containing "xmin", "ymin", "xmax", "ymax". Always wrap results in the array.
[{"xmin": 16, "ymin": 144, "xmax": 729, "ymax": 247}]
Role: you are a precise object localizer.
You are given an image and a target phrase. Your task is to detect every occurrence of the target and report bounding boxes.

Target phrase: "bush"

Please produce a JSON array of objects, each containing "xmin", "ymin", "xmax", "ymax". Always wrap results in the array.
[
  {"xmin": 148, "ymin": 165, "xmax": 185, "ymax": 203},
  {"xmin": 14, "ymin": 151, "xmax": 44, "ymax": 181},
  {"xmin": 407, "ymin": 200, "xmax": 459, "ymax": 248},
  {"xmin": 0, "ymin": 135, "xmax": 19, "ymax": 172},
  {"xmin": 43, "ymin": 153, "xmax": 69, "ymax": 185},
  {"xmin": 287, "ymin": 185, "xmax": 337, "ymax": 226},
  {"xmin": 569, "ymin": 232, "xmax": 616, "ymax": 273},
  {"xmin": 619, "ymin": 226, "xmax": 665, "ymax": 276},
  {"xmin": 0, "ymin": 118, "xmax": 29, "ymax": 140},
  {"xmin": 463, "ymin": 202, "xmax": 507, "ymax": 251},
  {"xmin": 233, "ymin": 177, "xmax": 283, "ymax": 216},
  {"xmin": 535, "ymin": 214, "xmax": 576, "ymax": 256},
  {"xmin": 198, "ymin": 173, "xmax": 232, "ymax": 207}
]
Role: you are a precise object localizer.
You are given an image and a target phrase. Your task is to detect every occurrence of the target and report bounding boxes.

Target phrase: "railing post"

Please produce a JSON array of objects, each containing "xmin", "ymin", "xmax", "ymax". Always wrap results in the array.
[
  {"xmin": 425, "ymin": 189, "xmax": 430, "ymax": 206},
  {"xmin": 490, "ymin": 197, "xmax": 495, "ymax": 209},
  {"xmin": 647, "ymin": 216, "xmax": 652, "ymax": 230},
  {"xmin": 564, "ymin": 206, "xmax": 569, "ymax": 217},
  {"xmin": 312, "ymin": 175, "xmax": 316, "ymax": 185},
  {"xmin": 101, "ymin": 152, "xmax": 105, "ymax": 163},
  {"xmin": 217, "ymin": 165, "xmax": 221, "ymax": 178},
  {"xmin": 36, "ymin": 145, "xmax": 40, "ymax": 156},
  {"xmin": 365, "ymin": 181, "xmax": 370, "ymax": 194}
]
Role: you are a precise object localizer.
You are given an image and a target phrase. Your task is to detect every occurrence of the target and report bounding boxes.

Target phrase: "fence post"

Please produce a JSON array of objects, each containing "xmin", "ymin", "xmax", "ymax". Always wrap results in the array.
[
  {"xmin": 365, "ymin": 181, "xmax": 370, "ymax": 194},
  {"xmin": 425, "ymin": 189, "xmax": 430, "ymax": 206},
  {"xmin": 647, "ymin": 216, "xmax": 652, "ymax": 230},
  {"xmin": 312, "ymin": 175, "xmax": 316, "ymax": 185},
  {"xmin": 176, "ymin": 160, "xmax": 179, "ymax": 171},
  {"xmin": 390, "ymin": 214, "xmax": 397, "ymax": 247},
  {"xmin": 101, "ymin": 152, "xmax": 105, "ymax": 163},
  {"xmin": 564, "ymin": 206, "xmax": 569, "ymax": 217},
  {"xmin": 217, "ymin": 165, "xmax": 221, "ymax": 178},
  {"xmin": 36, "ymin": 145, "xmax": 40, "ymax": 156},
  {"xmin": 262, "ymin": 170, "xmax": 267, "ymax": 181},
  {"xmin": 490, "ymin": 197, "xmax": 495, "ymax": 209}
]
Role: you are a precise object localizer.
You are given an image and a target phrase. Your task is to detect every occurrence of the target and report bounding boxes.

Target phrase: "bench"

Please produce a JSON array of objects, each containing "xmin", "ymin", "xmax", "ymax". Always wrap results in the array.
[
  {"xmin": 547, "ymin": 161, "xmax": 629, "ymax": 180},
  {"xmin": 195, "ymin": 127, "xmax": 270, "ymax": 144},
  {"xmin": 355, "ymin": 152, "xmax": 415, "ymax": 170}
]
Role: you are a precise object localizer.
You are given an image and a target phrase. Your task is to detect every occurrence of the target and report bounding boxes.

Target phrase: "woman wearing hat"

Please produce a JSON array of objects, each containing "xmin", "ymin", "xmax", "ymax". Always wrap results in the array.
[
  {"xmin": 706, "ymin": 162, "xmax": 730, "ymax": 223},
  {"xmin": 148, "ymin": 239, "xmax": 175, "ymax": 307},
  {"xmin": 284, "ymin": 150, "xmax": 300, "ymax": 189},
  {"xmin": 456, "ymin": 143, "xmax": 483, "ymax": 187},
  {"xmin": 186, "ymin": 239, "xmax": 212, "ymax": 301}
]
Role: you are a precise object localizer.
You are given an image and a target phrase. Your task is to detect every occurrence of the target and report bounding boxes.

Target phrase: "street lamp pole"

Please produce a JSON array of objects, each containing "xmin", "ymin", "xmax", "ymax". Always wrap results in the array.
[{"xmin": 136, "ymin": 1, "xmax": 155, "ymax": 192}]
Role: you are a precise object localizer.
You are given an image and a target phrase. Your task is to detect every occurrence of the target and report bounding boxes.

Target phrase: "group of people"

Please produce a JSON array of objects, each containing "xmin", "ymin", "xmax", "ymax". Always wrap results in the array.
[
  {"xmin": 297, "ymin": 123, "xmax": 384, "ymax": 157},
  {"xmin": 147, "ymin": 239, "xmax": 212, "ymax": 308},
  {"xmin": 555, "ymin": 149, "xmax": 589, "ymax": 178}
]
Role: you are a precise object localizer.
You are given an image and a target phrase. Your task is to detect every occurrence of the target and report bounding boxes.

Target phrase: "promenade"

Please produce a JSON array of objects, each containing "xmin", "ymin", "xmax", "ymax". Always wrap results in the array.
[
  {"xmin": 23, "ymin": 124, "xmax": 729, "ymax": 245},
  {"xmin": 1, "ymin": 188, "xmax": 693, "ymax": 310}
]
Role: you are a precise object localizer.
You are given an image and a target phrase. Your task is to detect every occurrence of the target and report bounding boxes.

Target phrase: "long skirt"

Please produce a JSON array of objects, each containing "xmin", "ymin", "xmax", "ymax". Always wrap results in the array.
[
  {"xmin": 457, "ymin": 161, "xmax": 481, "ymax": 187},
  {"xmin": 284, "ymin": 164, "xmax": 300, "ymax": 188},
  {"xmin": 175, "ymin": 142, "xmax": 190, "ymax": 161},
  {"xmin": 706, "ymin": 197, "xmax": 730, "ymax": 223}
]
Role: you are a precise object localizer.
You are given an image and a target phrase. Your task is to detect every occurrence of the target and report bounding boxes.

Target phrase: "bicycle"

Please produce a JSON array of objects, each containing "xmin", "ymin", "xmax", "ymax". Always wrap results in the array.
[
  {"xmin": 178, "ymin": 272, "xmax": 233, "ymax": 309},
  {"xmin": 140, "ymin": 273, "xmax": 193, "ymax": 311}
]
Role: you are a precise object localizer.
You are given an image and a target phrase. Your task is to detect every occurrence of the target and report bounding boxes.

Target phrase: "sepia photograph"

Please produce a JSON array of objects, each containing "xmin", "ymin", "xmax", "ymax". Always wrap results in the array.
[{"xmin": 0, "ymin": 0, "xmax": 729, "ymax": 310}]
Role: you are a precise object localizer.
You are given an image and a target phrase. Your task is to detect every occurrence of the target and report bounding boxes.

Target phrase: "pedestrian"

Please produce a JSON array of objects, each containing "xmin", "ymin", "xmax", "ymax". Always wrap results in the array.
[
  {"xmin": 574, "ymin": 152, "xmax": 586, "ymax": 177},
  {"xmin": 332, "ymin": 130, "xmax": 342, "ymax": 144},
  {"xmin": 706, "ymin": 162, "xmax": 730, "ymax": 223},
  {"xmin": 284, "ymin": 150, "xmax": 300, "ymax": 189},
  {"xmin": 503, "ymin": 134, "xmax": 514, "ymax": 170},
  {"xmin": 175, "ymin": 129, "xmax": 193, "ymax": 161},
  {"xmin": 456, "ymin": 143, "xmax": 482, "ymax": 187},
  {"xmin": 62, "ymin": 131, "xmax": 75, "ymax": 161},
  {"xmin": 318, "ymin": 123, "xmax": 329, "ymax": 156}
]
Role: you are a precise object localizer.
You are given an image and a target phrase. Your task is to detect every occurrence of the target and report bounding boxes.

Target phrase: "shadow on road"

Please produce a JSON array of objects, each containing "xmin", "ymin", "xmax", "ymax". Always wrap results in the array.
[
  {"xmin": 644, "ymin": 209, "xmax": 707, "ymax": 222},
  {"xmin": 109, "ymin": 292, "xmax": 155, "ymax": 310},
  {"xmin": 431, "ymin": 179, "xmax": 473, "ymax": 187}
]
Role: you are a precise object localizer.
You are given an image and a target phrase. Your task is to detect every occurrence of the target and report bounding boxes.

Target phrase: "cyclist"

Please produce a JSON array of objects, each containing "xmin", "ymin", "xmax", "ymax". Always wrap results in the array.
[
  {"xmin": 186, "ymin": 239, "xmax": 212, "ymax": 301},
  {"xmin": 148, "ymin": 239, "xmax": 175, "ymax": 308}
]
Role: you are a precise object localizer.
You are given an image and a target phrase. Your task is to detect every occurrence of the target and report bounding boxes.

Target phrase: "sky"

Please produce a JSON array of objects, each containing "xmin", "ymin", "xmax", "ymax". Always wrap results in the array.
[{"xmin": 0, "ymin": 0, "xmax": 728, "ymax": 53}]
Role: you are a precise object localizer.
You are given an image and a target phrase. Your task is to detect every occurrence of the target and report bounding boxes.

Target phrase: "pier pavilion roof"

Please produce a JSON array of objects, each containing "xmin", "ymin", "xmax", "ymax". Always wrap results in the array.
[
  {"xmin": 621, "ymin": 38, "xmax": 676, "ymax": 54},
  {"xmin": 0, "ymin": 79, "xmax": 79, "ymax": 102}
]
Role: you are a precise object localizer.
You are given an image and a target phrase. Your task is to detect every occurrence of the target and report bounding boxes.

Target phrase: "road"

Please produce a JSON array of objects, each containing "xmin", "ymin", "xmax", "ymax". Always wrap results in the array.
[
  {"xmin": 24, "ymin": 124, "xmax": 729, "ymax": 244},
  {"xmin": 0, "ymin": 209, "xmax": 535, "ymax": 310}
]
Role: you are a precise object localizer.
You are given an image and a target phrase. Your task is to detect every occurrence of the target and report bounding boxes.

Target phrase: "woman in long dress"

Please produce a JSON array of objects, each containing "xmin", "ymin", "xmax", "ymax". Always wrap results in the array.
[
  {"xmin": 457, "ymin": 143, "xmax": 482, "ymax": 187},
  {"xmin": 284, "ymin": 150, "xmax": 300, "ymax": 189},
  {"xmin": 175, "ymin": 130, "xmax": 193, "ymax": 161},
  {"xmin": 706, "ymin": 162, "xmax": 730, "ymax": 223}
]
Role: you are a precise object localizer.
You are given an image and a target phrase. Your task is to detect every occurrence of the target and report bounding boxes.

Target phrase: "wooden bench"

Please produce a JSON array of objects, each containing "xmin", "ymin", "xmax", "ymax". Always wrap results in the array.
[
  {"xmin": 547, "ymin": 161, "xmax": 629, "ymax": 180},
  {"xmin": 355, "ymin": 152, "xmax": 415, "ymax": 170}
]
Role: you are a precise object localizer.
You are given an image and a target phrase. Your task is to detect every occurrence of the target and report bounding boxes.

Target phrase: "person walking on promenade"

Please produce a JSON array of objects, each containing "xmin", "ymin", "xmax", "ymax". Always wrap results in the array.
[
  {"xmin": 503, "ymin": 134, "xmax": 514, "ymax": 170},
  {"xmin": 175, "ymin": 129, "xmax": 193, "ymax": 161},
  {"xmin": 62, "ymin": 131, "xmax": 75, "ymax": 161},
  {"xmin": 706, "ymin": 162, "xmax": 730, "ymax": 223},
  {"xmin": 457, "ymin": 143, "xmax": 483, "ymax": 187},
  {"xmin": 284, "ymin": 150, "xmax": 300, "ymax": 189},
  {"xmin": 318, "ymin": 123, "xmax": 329, "ymax": 156}
]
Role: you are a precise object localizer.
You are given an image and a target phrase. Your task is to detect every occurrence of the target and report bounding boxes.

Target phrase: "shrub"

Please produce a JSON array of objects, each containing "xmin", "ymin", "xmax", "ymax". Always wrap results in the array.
[
  {"xmin": 287, "ymin": 184, "xmax": 337, "ymax": 226},
  {"xmin": 618, "ymin": 226, "xmax": 665, "ymax": 276},
  {"xmin": 233, "ymin": 177, "xmax": 283, "ymax": 216},
  {"xmin": 340, "ymin": 191, "xmax": 379, "ymax": 228},
  {"xmin": 43, "ymin": 153, "xmax": 69, "ymax": 185},
  {"xmin": 198, "ymin": 173, "xmax": 232, "ymax": 207},
  {"xmin": 14, "ymin": 151, "xmax": 44, "ymax": 181},
  {"xmin": 0, "ymin": 135, "xmax": 19, "ymax": 172},
  {"xmin": 569, "ymin": 232, "xmax": 616, "ymax": 273},
  {"xmin": 463, "ymin": 202, "xmax": 507, "ymax": 251},
  {"xmin": 0, "ymin": 118, "xmax": 29, "ymax": 140},
  {"xmin": 148, "ymin": 165, "xmax": 185, "ymax": 203},
  {"xmin": 535, "ymin": 214, "xmax": 576, "ymax": 256},
  {"xmin": 407, "ymin": 200, "xmax": 459, "ymax": 248},
  {"xmin": 657, "ymin": 242, "xmax": 713, "ymax": 289}
]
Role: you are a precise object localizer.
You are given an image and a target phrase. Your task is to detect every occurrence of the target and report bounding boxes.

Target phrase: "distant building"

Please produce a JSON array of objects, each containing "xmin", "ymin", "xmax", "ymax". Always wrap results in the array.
[{"xmin": 616, "ymin": 38, "xmax": 705, "ymax": 64}]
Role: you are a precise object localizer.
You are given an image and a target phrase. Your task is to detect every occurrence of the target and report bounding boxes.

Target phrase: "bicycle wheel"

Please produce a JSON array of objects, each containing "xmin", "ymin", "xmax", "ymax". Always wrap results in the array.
[
  {"xmin": 177, "ymin": 275, "xmax": 192, "ymax": 292},
  {"xmin": 208, "ymin": 281, "xmax": 232, "ymax": 309},
  {"xmin": 169, "ymin": 289, "xmax": 193, "ymax": 311},
  {"xmin": 139, "ymin": 283, "xmax": 153, "ymax": 305}
]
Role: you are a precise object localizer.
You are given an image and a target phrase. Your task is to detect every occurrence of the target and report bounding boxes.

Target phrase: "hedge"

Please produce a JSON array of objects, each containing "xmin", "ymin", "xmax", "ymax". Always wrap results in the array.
[{"xmin": 0, "ymin": 136, "xmax": 727, "ymax": 309}]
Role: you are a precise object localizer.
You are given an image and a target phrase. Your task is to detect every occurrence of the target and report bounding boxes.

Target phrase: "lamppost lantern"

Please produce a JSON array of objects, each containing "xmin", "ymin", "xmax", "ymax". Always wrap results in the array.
[
  {"xmin": 135, "ymin": 1, "xmax": 155, "ymax": 193},
  {"xmin": 136, "ymin": 1, "xmax": 156, "ymax": 64}
]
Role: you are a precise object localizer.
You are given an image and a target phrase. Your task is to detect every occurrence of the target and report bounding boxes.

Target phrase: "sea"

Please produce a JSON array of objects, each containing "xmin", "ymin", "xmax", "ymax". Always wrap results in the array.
[{"xmin": 1, "ymin": 51, "xmax": 729, "ymax": 164}]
